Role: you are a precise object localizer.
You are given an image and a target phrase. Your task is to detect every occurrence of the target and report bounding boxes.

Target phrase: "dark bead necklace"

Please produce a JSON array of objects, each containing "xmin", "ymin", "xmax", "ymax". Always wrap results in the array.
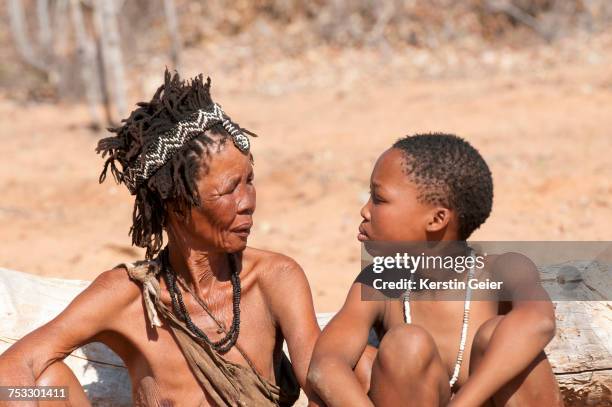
[{"xmin": 160, "ymin": 247, "xmax": 241, "ymax": 354}]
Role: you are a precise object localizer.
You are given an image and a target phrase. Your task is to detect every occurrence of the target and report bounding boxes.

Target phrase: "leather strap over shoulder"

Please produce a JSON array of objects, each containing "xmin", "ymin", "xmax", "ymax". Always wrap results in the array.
[{"xmin": 119, "ymin": 260, "xmax": 163, "ymax": 328}]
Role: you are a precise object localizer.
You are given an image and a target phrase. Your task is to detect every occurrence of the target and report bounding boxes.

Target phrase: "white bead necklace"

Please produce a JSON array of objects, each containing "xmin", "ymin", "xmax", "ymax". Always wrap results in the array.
[{"xmin": 402, "ymin": 249, "xmax": 475, "ymax": 388}]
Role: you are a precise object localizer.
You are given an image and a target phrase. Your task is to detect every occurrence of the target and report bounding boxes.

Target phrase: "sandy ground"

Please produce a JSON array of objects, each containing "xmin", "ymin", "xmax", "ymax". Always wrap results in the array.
[{"xmin": 1, "ymin": 38, "xmax": 611, "ymax": 312}]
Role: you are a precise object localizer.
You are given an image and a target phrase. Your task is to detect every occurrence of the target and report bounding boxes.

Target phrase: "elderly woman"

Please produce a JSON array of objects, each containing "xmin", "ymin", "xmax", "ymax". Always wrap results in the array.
[{"xmin": 0, "ymin": 71, "xmax": 321, "ymax": 406}]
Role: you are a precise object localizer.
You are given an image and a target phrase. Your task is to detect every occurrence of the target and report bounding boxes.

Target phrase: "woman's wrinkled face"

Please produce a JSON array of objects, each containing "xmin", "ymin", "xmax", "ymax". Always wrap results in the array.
[
  {"xmin": 358, "ymin": 148, "xmax": 437, "ymax": 242},
  {"xmin": 169, "ymin": 141, "xmax": 256, "ymax": 253}
]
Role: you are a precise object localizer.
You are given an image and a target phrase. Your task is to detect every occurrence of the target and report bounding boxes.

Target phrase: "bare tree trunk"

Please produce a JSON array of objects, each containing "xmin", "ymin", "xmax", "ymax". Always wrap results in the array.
[
  {"xmin": 36, "ymin": 0, "xmax": 52, "ymax": 57},
  {"xmin": 51, "ymin": 0, "xmax": 70, "ymax": 52},
  {"xmin": 163, "ymin": 0, "xmax": 182, "ymax": 73},
  {"xmin": 367, "ymin": 0, "xmax": 394, "ymax": 52},
  {"xmin": 51, "ymin": 0, "xmax": 70, "ymax": 98},
  {"xmin": 93, "ymin": 0, "xmax": 128, "ymax": 123},
  {"xmin": 486, "ymin": 0, "xmax": 554, "ymax": 41},
  {"xmin": 7, "ymin": 0, "xmax": 48, "ymax": 74},
  {"xmin": 94, "ymin": 35, "xmax": 114, "ymax": 127},
  {"xmin": 70, "ymin": 0, "xmax": 102, "ymax": 129}
]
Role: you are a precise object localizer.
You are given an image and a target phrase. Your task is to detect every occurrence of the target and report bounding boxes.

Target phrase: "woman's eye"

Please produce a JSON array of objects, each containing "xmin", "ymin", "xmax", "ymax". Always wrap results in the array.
[{"xmin": 222, "ymin": 182, "xmax": 239, "ymax": 195}]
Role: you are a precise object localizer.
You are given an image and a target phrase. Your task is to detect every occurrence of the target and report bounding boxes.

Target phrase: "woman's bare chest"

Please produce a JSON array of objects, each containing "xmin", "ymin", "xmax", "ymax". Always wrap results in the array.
[{"xmin": 111, "ymin": 292, "xmax": 279, "ymax": 405}]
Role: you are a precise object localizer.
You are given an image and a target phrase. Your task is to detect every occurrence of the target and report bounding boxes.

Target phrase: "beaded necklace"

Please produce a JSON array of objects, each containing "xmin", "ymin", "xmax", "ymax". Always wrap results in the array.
[
  {"xmin": 402, "ymin": 249, "xmax": 475, "ymax": 388},
  {"xmin": 160, "ymin": 247, "xmax": 241, "ymax": 354}
]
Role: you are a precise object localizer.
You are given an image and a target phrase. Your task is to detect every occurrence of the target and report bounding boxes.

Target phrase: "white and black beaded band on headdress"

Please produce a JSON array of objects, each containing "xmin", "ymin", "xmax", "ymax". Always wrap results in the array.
[{"xmin": 123, "ymin": 103, "xmax": 254, "ymax": 194}]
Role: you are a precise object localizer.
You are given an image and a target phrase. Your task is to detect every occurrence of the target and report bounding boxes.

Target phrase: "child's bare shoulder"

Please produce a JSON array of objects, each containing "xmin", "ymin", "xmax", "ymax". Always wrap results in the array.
[
  {"xmin": 337, "ymin": 281, "xmax": 385, "ymax": 322},
  {"xmin": 485, "ymin": 252, "xmax": 538, "ymax": 277}
]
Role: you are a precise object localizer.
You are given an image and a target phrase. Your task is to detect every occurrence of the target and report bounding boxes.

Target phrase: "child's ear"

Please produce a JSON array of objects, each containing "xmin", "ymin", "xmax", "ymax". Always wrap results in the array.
[{"xmin": 425, "ymin": 207, "xmax": 452, "ymax": 232}]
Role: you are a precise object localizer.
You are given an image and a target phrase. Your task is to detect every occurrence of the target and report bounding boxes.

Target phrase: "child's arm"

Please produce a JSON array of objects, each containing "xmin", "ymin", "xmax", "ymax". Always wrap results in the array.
[
  {"xmin": 307, "ymin": 283, "xmax": 383, "ymax": 407},
  {"xmin": 450, "ymin": 253, "xmax": 556, "ymax": 407}
]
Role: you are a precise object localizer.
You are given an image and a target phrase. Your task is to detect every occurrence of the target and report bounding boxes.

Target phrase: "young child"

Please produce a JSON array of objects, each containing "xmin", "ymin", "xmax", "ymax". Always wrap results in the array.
[{"xmin": 307, "ymin": 133, "xmax": 562, "ymax": 406}]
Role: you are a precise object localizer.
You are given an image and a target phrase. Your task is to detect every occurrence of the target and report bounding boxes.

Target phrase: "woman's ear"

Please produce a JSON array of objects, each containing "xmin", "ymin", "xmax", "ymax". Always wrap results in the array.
[{"xmin": 425, "ymin": 207, "xmax": 452, "ymax": 233}]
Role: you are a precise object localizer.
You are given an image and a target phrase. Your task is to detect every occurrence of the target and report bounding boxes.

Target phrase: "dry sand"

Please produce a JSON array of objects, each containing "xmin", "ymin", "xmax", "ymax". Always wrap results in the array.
[{"xmin": 1, "ymin": 38, "xmax": 611, "ymax": 312}]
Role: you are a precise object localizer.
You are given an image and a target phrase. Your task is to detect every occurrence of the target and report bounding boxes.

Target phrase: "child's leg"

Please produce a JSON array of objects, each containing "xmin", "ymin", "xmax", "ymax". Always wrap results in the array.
[
  {"xmin": 368, "ymin": 325, "xmax": 451, "ymax": 407},
  {"xmin": 36, "ymin": 360, "xmax": 91, "ymax": 407},
  {"xmin": 470, "ymin": 316, "xmax": 564, "ymax": 407}
]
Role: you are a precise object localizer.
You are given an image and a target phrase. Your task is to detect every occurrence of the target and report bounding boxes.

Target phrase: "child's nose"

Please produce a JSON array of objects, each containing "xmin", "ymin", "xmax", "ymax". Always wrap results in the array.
[{"xmin": 360, "ymin": 199, "xmax": 371, "ymax": 221}]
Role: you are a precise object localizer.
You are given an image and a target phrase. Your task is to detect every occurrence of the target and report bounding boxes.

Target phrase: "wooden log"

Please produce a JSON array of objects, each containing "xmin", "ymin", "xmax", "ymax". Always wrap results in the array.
[
  {"xmin": 0, "ymin": 268, "xmax": 131, "ymax": 406},
  {"xmin": 0, "ymin": 267, "xmax": 610, "ymax": 406},
  {"xmin": 547, "ymin": 301, "xmax": 612, "ymax": 405}
]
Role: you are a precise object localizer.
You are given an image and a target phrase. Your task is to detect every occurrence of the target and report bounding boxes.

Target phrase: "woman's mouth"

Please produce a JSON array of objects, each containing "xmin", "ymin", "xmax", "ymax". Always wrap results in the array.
[{"xmin": 232, "ymin": 223, "xmax": 252, "ymax": 238}]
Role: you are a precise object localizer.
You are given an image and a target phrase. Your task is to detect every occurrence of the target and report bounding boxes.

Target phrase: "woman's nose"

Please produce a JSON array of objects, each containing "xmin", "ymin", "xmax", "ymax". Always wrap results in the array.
[{"xmin": 237, "ymin": 185, "xmax": 256, "ymax": 215}]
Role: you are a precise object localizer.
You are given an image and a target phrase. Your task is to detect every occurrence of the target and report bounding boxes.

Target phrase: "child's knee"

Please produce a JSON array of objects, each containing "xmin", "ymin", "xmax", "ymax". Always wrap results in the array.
[
  {"xmin": 473, "ymin": 315, "xmax": 504, "ymax": 355},
  {"xmin": 377, "ymin": 325, "xmax": 437, "ymax": 372}
]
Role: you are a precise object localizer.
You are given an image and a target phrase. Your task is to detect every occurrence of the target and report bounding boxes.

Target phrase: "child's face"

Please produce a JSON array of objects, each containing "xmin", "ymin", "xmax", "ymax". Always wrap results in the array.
[{"xmin": 358, "ymin": 148, "xmax": 452, "ymax": 242}]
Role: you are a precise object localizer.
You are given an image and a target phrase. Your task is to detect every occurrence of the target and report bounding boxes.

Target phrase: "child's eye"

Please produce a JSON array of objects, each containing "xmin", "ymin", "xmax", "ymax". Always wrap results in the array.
[{"xmin": 370, "ymin": 190, "xmax": 384, "ymax": 204}]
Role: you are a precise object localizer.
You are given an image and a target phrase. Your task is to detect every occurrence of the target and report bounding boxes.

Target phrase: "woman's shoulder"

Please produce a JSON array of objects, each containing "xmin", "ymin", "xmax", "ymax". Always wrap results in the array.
[
  {"xmin": 87, "ymin": 265, "xmax": 146, "ymax": 315},
  {"xmin": 241, "ymin": 247, "xmax": 314, "ymax": 321},
  {"xmin": 31, "ymin": 265, "xmax": 148, "ymax": 345},
  {"xmin": 241, "ymin": 247, "xmax": 307, "ymax": 286},
  {"xmin": 96, "ymin": 263, "xmax": 145, "ymax": 289},
  {"xmin": 242, "ymin": 247, "xmax": 303, "ymax": 272}
]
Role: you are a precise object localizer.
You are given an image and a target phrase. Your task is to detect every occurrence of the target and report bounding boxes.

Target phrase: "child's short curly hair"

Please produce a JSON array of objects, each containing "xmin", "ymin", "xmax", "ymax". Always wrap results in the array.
[{"xmin": 392, "ymin": 133, "xmax": 493, "ymax": 239}]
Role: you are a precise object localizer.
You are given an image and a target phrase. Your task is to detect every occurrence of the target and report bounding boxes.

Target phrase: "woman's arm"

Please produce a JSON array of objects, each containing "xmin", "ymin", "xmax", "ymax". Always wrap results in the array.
[
  {"xmin": 261, "ymin": 254, "xmax": 324, "ymax": 406},
  {"xmin": 450, "ymin": 253, "xmax": 556, "ymax": 407},
  {"xmin": 0, "ymin": 268, "xmax": 136, "ymax": 406},
  {"xmin": 307, "ymin": 283, "xmax": 382, "ymax": 407}
]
